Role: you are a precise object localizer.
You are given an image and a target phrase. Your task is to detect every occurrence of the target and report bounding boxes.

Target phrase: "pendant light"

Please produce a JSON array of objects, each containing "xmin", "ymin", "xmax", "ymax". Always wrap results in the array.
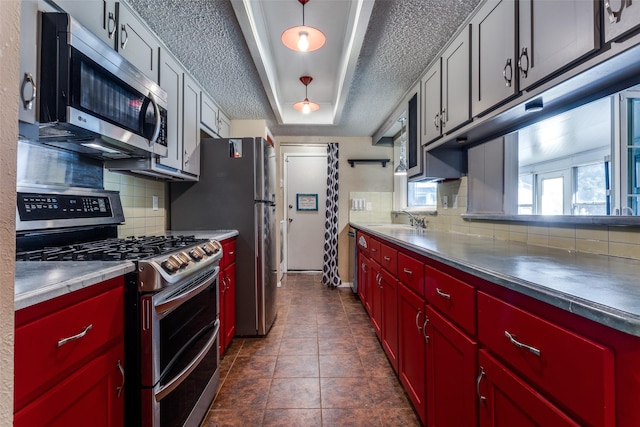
[
  {"xmin": 293, "ymin": 76, "xmax": 320, "ymax": 114},
  {"xmin": 394, "ymin": 117, "xmax": 408, "ymax": 175},
  {"xmin": 281, "ymin": 0, "xmax": 326, "ymax": 52}
]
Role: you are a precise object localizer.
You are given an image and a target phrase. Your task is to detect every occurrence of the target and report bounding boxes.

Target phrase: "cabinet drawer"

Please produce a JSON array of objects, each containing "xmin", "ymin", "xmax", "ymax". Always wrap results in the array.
[
  {"xmin": 15, "ymin": 286, "xmax": 124, "ymax": 407},
  {"xmin": 369, "ymin": 238, "xmax": 381, "ymax": 263},
  {"xmin": 356, "ymin": 231, "xmax": 370, "ymax": 256},
  {"xmin": 379, "ymin": 243, "xmax": 397, "ymax": 276},
  {"xmin": 397, "ymin": 252, "xmax": 425, "ymax": 297},
  {"xmin": 425, "ymin": 265, "xmax": 476, "ymax": 337},
  {"xmin": 222, "ymin": 238, "xmax": 236, "ymax": 267},
  {"xmin": 477, "ymin": 292, "xmax": 615, "ymax": 427}
]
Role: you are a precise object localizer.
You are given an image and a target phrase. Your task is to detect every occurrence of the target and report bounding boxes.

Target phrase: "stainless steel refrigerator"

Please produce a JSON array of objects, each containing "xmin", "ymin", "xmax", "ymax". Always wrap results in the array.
[{"xmin": 169, "ymin": 137, "xmax": 277, "ymax": 336}]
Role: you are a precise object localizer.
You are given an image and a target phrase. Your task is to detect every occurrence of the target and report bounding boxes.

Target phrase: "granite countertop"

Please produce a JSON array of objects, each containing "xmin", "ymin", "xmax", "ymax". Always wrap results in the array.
[
  {"xmin": 351, "ymin": 223, "xmax": 640, "ymax": 337},
  {"xmin": 15, "ymin": 229, "xmax": 239, "ymax": 310}
]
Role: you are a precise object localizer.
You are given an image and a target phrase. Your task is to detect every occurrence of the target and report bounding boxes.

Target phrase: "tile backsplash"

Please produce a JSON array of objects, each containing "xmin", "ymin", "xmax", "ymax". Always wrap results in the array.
[
  {"xmin": 349, "ymin": 192, "xmax": 393, "ymax": 224},
  {"xmin": 104, "ymin": 170, "xmax": 166, "ymax": 237},
  {"xmin": 424, "ymin": 177, "xmax": 640, "ymax": 261}
]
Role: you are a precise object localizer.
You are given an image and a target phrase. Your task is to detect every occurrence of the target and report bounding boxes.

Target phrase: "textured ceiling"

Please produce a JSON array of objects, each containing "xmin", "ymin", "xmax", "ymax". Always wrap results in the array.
[{"xmin": 126, "ymin": 0, "xmax": 481, "ymax": 137}]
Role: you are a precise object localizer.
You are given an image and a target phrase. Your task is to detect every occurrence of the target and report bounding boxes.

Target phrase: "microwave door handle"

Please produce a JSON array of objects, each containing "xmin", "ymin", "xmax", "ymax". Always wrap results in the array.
[{"xmin": 147, "ymin": 92, "xmax": 161, "ymax": 146}]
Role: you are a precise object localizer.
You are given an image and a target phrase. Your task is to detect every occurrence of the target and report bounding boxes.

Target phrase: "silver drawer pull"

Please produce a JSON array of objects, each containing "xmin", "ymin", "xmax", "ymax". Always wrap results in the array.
[
  {"xmin": 383, "ymin": 256, "xmax": 391, "ymax": 261},
  {"xmin": 371, "ymin": 248, "xmax": 377, "ymax": 252},
  {"xmin": 415, "ymin": 309, "xmax": 423, "ymax": 332},
  {"xmin": 403, "ymin": 268, "xmax": 413, "ymax": 275},
  {"xmin": 116, "ymin": 359, "xmax": 125, "ymax": 398},
  {"xmin": 58, "ymin": 324, "xmax": 93, "ymax": 347},
  {"xmin": 476, "ymin": 367, "xmax": 487, "ymax": 405},
  {"xmin": 436, "ymin": 288, "xmax": 451, "ymax": 300},
  {"xmin": 504, "ymin": 330, "xmax": 540, "ymax": 356},
  {"xmin": 228, "ymin": 251, "xmax": 235, "ymax": 255}
]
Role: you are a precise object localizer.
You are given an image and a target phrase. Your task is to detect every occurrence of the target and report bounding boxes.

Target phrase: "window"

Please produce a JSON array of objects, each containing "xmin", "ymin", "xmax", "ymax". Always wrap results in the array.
[{"xmin": 407, "ymin": 180, "xmax": 437, "ymax": 208}]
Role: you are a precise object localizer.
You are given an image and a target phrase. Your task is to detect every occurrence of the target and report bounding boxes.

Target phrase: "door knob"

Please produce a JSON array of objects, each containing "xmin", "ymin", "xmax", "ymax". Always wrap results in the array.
[
  {"xmin": 289, "ymin": 204, "xmax": 293, "ymax": 209},
  {"xmin": 288, "ymin": 218, "xmax": 293, "ymax": 223}
]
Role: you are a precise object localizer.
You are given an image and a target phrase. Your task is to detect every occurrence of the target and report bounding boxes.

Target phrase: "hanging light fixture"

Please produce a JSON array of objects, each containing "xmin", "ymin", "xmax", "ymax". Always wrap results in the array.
[
  {"xmin": 395, "ymin": 117, "xmax": 408, "ymax": 176},
  {"xmin": 293, "ymin": 76, "xmax": 320, "ymax": 114},
  {"xmin": 281, "ymin": 0, "xmax": 326, "ymax": 52}
]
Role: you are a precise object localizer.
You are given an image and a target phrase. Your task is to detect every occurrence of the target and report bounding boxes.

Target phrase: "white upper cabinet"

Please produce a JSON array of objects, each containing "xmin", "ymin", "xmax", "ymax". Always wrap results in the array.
[
  {"xmin": 421, "ymin": 59, "xmax": 442, "ymax": 145},
  {"xmin": 603, "ymin": 0, "xmax": 640, "ymax": 43},
  {"xmin": 471, "ymin": 0, "xmax": 517, "ymax": 117},
  {"xmin": 441, "ymin": 25, "xmax": 471, "ymax": 133},
  {"xmin": 218, "ymin": 110, "xmax": 231, "ymax": 138},
  {"xmin": 54, "ymin": 0, "xmax": 117, "ymax": 49},
  {"xmin": 200, "ymin": 91, "xmax": 219, "ymax": 137},
  {"xmin": 182, "ymin": 74, "xmax": 201, "ymax": 177},
  {"xmin": 158, "ymin": 49, "xmax": 183, "ymax": 171},
  {"xmin": 116, "ymin": 1, "xmax": 160, "ymax": 83},
  {"xmin": 518, "ymin": 0, "xmax": 599, "ymax": 90}
]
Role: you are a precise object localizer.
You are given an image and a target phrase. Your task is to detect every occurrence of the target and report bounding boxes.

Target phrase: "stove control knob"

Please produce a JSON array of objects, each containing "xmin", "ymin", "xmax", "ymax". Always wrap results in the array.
[
  {"xmin": 177, "ymin": 252, "xmax": 191, "ymax": 267},
  {"xmin": 162, "ymin": 255, "xmax": 181, "ymax": 273},
  {"xmin": 202, "ymin": 241, "xmax": 221, "ymax": 256},
  {"xmin": 189, "ymin": 246, "xmax": 205, "ymax": 261}
]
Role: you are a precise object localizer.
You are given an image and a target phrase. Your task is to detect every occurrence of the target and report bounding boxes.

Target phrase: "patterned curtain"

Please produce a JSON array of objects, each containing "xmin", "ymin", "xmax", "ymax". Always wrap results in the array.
[{"xmin": 322, "ymin": 143, "xmax": 341, "ymax": 288}]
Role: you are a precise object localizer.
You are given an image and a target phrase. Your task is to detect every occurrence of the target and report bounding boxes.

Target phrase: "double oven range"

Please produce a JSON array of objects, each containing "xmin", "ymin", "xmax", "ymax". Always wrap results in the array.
[{"xmin": 16, "ymin": 184, "xmax": 222, "ymax": 427}]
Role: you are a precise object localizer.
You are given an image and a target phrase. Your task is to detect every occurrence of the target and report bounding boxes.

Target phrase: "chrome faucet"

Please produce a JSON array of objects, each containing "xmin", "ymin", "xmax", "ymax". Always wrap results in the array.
[{"xmin": 399, "ymin": 210, "xmax": 427, "ymax": 229}]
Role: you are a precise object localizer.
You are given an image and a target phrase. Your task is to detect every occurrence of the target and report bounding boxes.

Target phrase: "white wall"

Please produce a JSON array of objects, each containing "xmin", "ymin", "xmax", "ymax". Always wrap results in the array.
[
  {"xmin": 1, "ymin": 0, "xmax": 20, "ymax": 422},
  {"xmin": 276, "ymin": 136, "xmax": 393, "ymax": 281}
]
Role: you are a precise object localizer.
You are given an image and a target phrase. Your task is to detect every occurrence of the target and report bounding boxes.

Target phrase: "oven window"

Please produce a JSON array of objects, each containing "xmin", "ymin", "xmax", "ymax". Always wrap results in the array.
[
  {"xmin": 159, "ymin": 280, "xmax": 217, "ymax": 375},
  {"xmin": 159, "ymin": 333, "xmax": 219, "ymax": 427}
]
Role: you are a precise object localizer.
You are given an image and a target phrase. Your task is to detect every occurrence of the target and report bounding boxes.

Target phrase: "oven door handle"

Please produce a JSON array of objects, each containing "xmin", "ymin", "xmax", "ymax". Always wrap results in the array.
[
  {"xmin": 155, "ymin": 320, "xmax": 219, "ymax": 401},
  {"xmin": 155, "ymin": 267, "xmax": 219, "ymax": 315}
]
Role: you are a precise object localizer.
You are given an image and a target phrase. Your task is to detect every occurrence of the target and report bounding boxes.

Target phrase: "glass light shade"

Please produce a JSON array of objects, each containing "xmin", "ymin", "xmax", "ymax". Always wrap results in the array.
[
  {"xmin": 281, "ymin": 26, "xmax": 326, "ymax": 52},
  {"xmin": 293, "ymin": 98, "xmax": 320, "ymax": 113},
  {"xmin": 394, "ymin": 160, "xmax": 407, "ymax": 175}
]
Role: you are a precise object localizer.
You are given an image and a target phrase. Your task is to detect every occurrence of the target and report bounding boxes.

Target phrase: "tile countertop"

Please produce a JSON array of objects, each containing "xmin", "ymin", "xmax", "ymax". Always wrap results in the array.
[
  {"xmin": 351, "ymin": 223, "xmax": 640, "ymax": 337},
  {"xmin": 15, "ymin": 230, "xmax": 239, "ymax": 311}
]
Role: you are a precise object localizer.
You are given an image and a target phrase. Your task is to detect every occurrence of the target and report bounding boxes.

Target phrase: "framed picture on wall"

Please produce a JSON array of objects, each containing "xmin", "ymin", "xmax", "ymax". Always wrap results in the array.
[{"xmin": 296, "ymin": 193, "xmax": 318, "ymax": 211}]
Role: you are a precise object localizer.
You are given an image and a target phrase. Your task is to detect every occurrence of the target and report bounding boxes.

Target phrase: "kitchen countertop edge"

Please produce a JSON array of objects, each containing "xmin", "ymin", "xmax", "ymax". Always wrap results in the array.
[{"xmin": 351, "ymin": 223, "xmax": 640, "ymax": 337}]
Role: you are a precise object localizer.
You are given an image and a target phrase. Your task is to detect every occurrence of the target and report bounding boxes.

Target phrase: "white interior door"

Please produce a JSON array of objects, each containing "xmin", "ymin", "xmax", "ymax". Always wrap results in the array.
[{"xmin": 285, "ymin": 154, "xmax": 328, "ymax": 271}]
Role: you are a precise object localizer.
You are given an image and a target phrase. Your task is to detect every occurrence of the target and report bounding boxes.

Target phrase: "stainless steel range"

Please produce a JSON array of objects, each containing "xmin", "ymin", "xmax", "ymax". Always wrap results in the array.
[{"xmin": 16, "ymin": 184, "xmax": 223, "ymax": 427}]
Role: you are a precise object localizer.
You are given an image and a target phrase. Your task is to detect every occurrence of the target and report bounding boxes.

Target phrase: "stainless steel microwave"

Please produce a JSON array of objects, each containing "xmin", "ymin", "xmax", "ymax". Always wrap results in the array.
[{"xmin": 37, "ymin": 13, "xmax": 168, "ymax": 159}]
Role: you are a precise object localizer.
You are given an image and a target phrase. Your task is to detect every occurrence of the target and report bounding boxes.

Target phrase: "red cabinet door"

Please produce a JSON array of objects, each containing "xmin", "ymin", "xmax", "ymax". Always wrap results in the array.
[
  {"xmin": 380, "ymin": 268, "xmax": 399, "ymax": 373},
  {"xmin": 219, "ymin": 268, "xmax": 227, "ymax": 355},
  {"xmin": 370, "ymin": 260, "xmax": 383, "ymax": 338},
  {"xmin": 357, "ymin": 251, "xmax": 368, "ymax": 305},
  {"xmin": 15, "ymin": 344, "xmax": 125, "ymax": 427},
  {"xmin": 478, "ymin": 350, "xmax": 580, "ymax": 427},
  {"xmin": 425, "ymin": 306, "xmax": 478, "ymax": 427},
  {"xmin": 224, "ymin": 262, "xmax": 236, "ymax": 349},
  {"xmin": 398, "ymin": 282, "xmax": 427, "ymax": 425}
]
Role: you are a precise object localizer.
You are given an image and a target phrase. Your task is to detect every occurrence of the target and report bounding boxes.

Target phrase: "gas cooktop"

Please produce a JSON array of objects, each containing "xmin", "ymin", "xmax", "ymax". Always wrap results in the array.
[{"xmin": 16, "ymin": 235, "xmax": 209, "ymax": 262}]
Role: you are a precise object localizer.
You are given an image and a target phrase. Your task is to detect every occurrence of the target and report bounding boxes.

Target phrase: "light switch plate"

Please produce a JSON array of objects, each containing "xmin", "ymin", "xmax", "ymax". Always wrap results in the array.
[
  {"xmin": 152, "ymin": 195, "xmax": 159, "ymax": 211},
  {"xmin": 442, "ymin": 195, "xmax": 448, "ymax": 209}
]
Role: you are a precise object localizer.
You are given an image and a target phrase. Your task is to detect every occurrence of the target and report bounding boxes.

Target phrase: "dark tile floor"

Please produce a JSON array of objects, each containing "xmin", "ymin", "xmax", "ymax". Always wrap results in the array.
[{"xmin": 201, "ymin": 273, "xmax": 421, "ymax": 427}]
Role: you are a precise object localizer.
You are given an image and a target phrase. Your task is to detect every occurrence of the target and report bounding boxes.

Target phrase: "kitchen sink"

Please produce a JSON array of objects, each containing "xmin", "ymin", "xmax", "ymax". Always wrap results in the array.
[{"xmin": 365, "ymin": 224, "xmax": 426, "ymax": 233}]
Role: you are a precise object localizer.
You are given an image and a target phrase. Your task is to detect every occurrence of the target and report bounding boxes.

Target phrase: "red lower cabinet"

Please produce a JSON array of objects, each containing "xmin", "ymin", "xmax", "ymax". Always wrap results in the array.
[
  {"xmin": 370, "ymin": 260, "xmax": 383, "ymax": 338},
  {"xmin": 478, "ymin": 350, "xmax": 580, "ymax": 427},
  {"xmin": 398, "ymin": 282, "xmax": 427, "ymax": 424},
  {"xmin": 380, "ymin": 268, "xmax": 399, "ymax": 373},
  {"xmin": 223, "ymin": 261, "xmax": 236, "ymax": 348},
  {"xmin": 426, "ymin": 306, "xmax": 478, "ymax": 427},
  {"xmin": 14, "ymin": 277, "xmax": 125, "ymax": 427}
]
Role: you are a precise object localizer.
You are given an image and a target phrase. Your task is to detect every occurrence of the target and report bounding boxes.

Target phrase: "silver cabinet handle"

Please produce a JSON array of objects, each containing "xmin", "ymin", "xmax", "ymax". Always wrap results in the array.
[
  {"xmin": 433, "ymin": 113, "xmax": 440, "ymax": 130},
  {"xmin": 58, "ymin": 324, "xmax": 93, "ymax": 347},
  {"xmin": 371, "ymin": 248, "xmax": 377, "ymax": 252},
  {"xmin": 504, "ymin": 330, "xmax": 541, "ymax": 356},
  {"xmin": 415, "ymin": 309, "xmax": 423, "ymax": 332},
  {"xmin": 440, "ymin": 108, "xmax": 447, "ymax": 127},
  {"xmin": 377, "ymin": 274, "xmax": 383, "ymax": 289},
  {"xmin": 502, "ymin": 58, "xmax": 513, "ymax": 87},
  {"xmin": 21, "ymin": 72, "xmax": 37, "ymax": 110},
  {"xmin": 403, "ymin": 268, "xmax": 413, "ymax": 276},
  {"xmin": 422, "ymin": 316, "xmax": 429, "ymax": 342},
  {"xmin": 436, "ymin": 288, "xmax": 451, "ymax": 300},
  {"xmin": 383, "ymin": 256, "xmax": 391, "ymax": 262},
  {"xmin": 476, "ymin": 366, "xmax": 487, "ymax": 405},
  {"xmin": 107, "ymin": 12, "xmax": 116, "ymax": 39},
  {"xmin": 362, "ymin": 263, "xmax": 367, "ymax": 273},
  {"xmin": 116, "ymin": 359, "xmax": 125, "ymax": 398},
  {"xmin": 228, "ymin": 251, "xmax": 235, "ymax": 256},
  {"xmin": 605, "ymin": 0, "xmax": 625, "ymax": 23},
  {"xmin": 120, "ymin": 24, "xmax": 129, "ymax": 49},
  {"xmin": 518, "ymin": 47, "xmax": 529, "ymax": 78}
]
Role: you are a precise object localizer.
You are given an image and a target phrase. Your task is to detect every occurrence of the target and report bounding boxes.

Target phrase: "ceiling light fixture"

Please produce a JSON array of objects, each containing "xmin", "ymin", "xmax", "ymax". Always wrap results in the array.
[
  {"xmin": 395, "ymin": 117, "xmax": 408, "ymax": 176},
  {"xmin": 281, "ymin": 0, "xmax": 326, "ymax": 52},
  {"xmin": 293, "ymin": 76, "xmax": 320, "ymax": 114}
]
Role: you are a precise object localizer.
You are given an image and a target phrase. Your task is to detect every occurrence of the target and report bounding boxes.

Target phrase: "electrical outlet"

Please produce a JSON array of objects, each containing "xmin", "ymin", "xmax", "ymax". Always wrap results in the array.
[
  {"xmin": 366, "ymin": 202, "xmax": 372, "ymax": 211},
  {"xmin": 442, "ymin": 195, "xmax": 448, "ymax": 209},
  {"xmin": 152, "ymin": 195, "xmax": 159, "ymax": 211}
]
